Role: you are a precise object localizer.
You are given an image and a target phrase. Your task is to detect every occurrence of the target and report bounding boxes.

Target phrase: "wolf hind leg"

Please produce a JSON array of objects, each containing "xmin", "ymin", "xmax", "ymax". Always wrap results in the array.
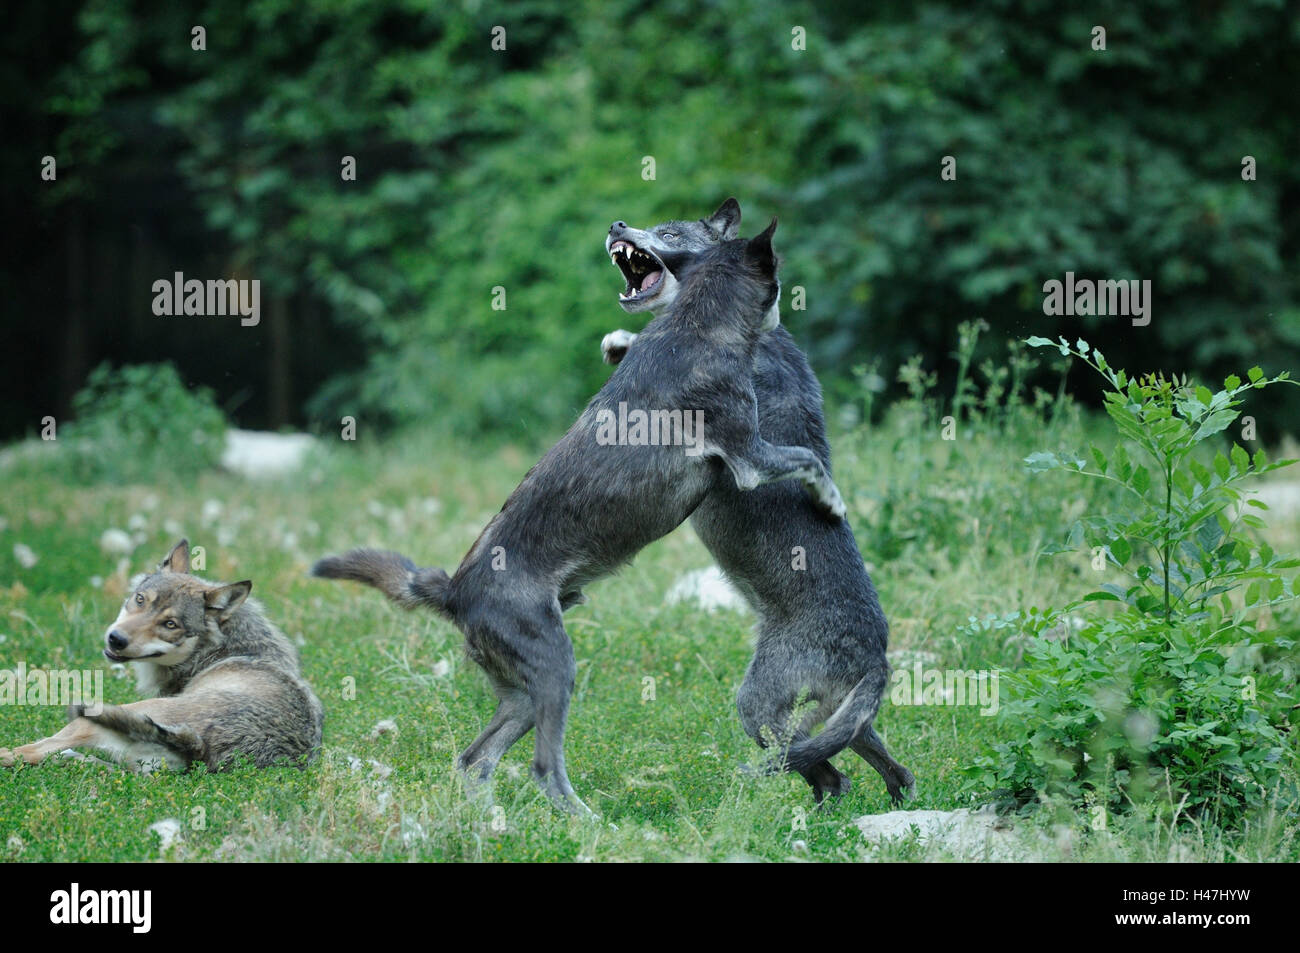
[
  {"xmin": 1, "ymin": 717, "xmax": 102, "ymax": 767},
  {"xmin": 521, "ymin": 615, "xmax": 592, "ymax": 816},
  {"xmin": 464, "ymin": 605, "xmax": 593, "ymax": 816},
  {"xmin": 456, "ymin": 679, "xmax": 535, "ymax": 792},
  {"xmin": 736, "ymin": 665, "xmax": 850, "ymax": 803},
  {"xmin": 850, "ymin": 725, "xmax": 915, "ymax": 805},
  {"xmin": 2, "ymin": 698, "xmax": 199, "ymax": 770}
]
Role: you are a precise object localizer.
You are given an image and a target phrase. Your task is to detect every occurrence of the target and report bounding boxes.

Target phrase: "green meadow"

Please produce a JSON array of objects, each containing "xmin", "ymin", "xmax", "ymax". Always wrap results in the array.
[{"xmin": 2, "ymin": 343, "xmax": 1295, "ymax": 862}]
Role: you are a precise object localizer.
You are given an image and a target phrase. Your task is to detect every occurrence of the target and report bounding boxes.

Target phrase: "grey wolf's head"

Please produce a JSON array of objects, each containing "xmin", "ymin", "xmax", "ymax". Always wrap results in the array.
[
  {"xmin": 605, "ymin": 198, "xmax": 742, "ymax": 314},
  {"xmin": 104, "ymin": 539, "xmax": 251, "ymax": 668},
  {"xmin": 674, "ymin": 217, "xmax": 782, "ymax": 337}
]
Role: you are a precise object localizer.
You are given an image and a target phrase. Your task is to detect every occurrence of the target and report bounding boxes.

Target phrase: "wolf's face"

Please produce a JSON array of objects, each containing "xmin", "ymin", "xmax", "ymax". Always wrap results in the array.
[
  {"xmin": 605, "ymin": 198, "xmax": 742, "ymax": 314},
  {"xmin": 103, "ymin": 539, "xmax": 251, "ymax": 668}
]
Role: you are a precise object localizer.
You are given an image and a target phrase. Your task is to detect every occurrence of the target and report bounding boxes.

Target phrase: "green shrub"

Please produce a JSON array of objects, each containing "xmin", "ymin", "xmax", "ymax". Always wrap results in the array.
[
  {"xmin": 59, "ymin": 362, "xmax": 228, "ymax": 485},
  {"xmin": 969, "ymin": 340, "xmax": 1299, "ymax": 825},
  {"xmin": 852, "ymin": 320, "xmax": 1094, "ymax": 569}
]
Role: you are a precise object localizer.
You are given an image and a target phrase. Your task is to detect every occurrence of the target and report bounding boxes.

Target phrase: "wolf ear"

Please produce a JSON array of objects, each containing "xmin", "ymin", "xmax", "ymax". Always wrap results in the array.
[
  {"xmin": 746, "ymin": 217, "xmax": 779, "ymax": 273},
  {"xmin": 159, "ymin": 539, "xmax": 191, "ymax": 574},
  {"xmin": 704, "ymin": 198, "xmax": 741, "ymax": 240},
  {"xmin": 204, "ymin": 580, "xmax": 251, "ymax": 619}
]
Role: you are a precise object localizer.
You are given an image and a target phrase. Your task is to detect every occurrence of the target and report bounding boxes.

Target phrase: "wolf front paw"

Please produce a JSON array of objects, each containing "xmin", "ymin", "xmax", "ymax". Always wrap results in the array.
[
  {"xmin": 813, "ymin": 479, "xmax": 847, "ymax": 520},
  {"xmin": 600, "ymin": 329, "xmax": 637, "ymax": 366},
  {"xmin": 0, "ymin": 745, "xmax": 40, "ymax": 767}
]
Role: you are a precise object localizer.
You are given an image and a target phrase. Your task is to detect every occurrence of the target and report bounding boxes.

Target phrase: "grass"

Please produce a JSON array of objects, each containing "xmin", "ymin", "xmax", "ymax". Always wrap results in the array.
[{"xmin": 0, "ymin": 390, "xmax": 1297, "ymax": 862}]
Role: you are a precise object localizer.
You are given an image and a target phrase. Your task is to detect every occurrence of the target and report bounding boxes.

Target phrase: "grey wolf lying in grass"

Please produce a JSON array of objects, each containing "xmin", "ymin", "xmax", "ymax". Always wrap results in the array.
[
  {"xmin": 0, "ymin": 540, "xmax": 323, "ymax": 771},
  {"xmin": 602, "ymin": 199, "xmax": 913, "ymax": 804},
  {"xmin": 314, "ymin": 221, "xmax": 847, "ymax": 814}
]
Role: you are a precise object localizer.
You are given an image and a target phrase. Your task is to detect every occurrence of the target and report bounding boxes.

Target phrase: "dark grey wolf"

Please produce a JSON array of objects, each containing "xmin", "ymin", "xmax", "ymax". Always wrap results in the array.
[
  {"xmin": 603, "ymin": 199, "xmax": 913, "ymax": 804},
  {"xmin": 313, "ymin": 222, "xmax": 846, "ymax": 813},
  {"xmin": 0, "ymin": 540, "xmax": 323, "ymax": 771}
]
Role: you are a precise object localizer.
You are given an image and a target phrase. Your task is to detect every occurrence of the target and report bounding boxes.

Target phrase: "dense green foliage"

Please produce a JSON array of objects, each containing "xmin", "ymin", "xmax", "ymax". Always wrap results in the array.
[
  {"xmin": 28, "ymin": 363, "xmax": 228, "ymax": 485},
  {"xmin": 11, "ymin": 0, "xmax": 1299, "ymax": 438},
  {"xmin": 972, "ymin": 344, "xmax": 1299, "ymax": 824}
]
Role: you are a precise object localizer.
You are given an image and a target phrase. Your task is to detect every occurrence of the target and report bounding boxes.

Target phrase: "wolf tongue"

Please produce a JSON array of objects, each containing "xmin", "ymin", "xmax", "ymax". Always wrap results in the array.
[{"xmin": 640, "ymin": 270, "xmax": 662, "ymax": 292}]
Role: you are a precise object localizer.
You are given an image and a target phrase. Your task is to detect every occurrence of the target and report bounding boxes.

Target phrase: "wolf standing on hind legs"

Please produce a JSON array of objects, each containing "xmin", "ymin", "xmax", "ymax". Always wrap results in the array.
[
  {"xmin": 0, "ymin": 540, "xmax": 323, "ymax": 771},
  {"xmin": 314, "ymin": 221, "xmax": 848, "ymax": 814},
  {"xmin": 602, "ymin": 199, "xmax": 913, "ymax": 805}
]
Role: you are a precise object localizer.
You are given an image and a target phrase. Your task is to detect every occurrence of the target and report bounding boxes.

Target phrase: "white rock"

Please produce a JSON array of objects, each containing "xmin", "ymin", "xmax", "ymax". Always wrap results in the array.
[
  {"xmin": 149, "ymin": 818, "xmax": 183, "ymax": 850},
  {"xmin": 99, "ymin": 528, "xmax": 135, "ymax": 556},
  {"xmin": 856, "ymin": 806, "xmax": 1021, "ymax": 861},
  {"xmin": 13, "ymin": 543, "xmax": 37, "ymax": 568},
  {"xmin": 221, "ymin": 429, "xmax": 316, "ymax": 479},
  {"xmin": 665, "ymin": 566, "xmax": 748, "ymax": 613}
]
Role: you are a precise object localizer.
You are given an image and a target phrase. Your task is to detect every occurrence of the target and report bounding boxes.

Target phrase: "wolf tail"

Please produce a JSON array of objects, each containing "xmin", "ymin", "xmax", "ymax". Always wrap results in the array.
[
  {"xmin": 311, "ymin": 548, "xmax": 452, "ymax": 615},
  {"xmin": 782, "ymin": 667, "xmax": 887, "ymax": 774},
  {"xmin": 70, "ymin": 704, "xmax": 207, "ymax": 764}
]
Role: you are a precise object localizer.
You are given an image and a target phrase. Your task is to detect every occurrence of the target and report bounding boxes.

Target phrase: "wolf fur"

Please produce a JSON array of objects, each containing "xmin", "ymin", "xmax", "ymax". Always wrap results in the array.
[
  {"xmin": 314, "ymin": 222, "xmax": 848, "ymax": 813},
  {"xmin": 0, "ymin": 540, "xmax": 323, "ymax": 772},
  {"xmin": 601, "ymin": 199, "xmax": 913, "ymax": 804}
]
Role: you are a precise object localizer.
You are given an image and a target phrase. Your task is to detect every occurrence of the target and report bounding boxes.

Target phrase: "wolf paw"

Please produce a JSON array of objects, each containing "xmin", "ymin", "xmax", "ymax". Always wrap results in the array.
[
  {"xmin": 813, "ymin": 479, "xmax": 847, "ymax": 520},
  {"xmin": 0, "ymin": 746, "xmax": 39, "ymax": 767},
  {"xmin": 887, "ymin": 770, "xmax": 917, "ymax": 806},
  {"xmin": 601, "ymin": 329, "xmax": 637, "ymax": 365}
]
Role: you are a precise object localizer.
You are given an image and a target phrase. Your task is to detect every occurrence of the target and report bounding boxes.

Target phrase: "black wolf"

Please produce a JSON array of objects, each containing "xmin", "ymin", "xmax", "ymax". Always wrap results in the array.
[
  {"xmin": 314, "ymin": 221, "xmax": 846, "ymax": 813},
  {"xmin": 602, "ymin": 200, "xmax": 913, "ymax": 804}
]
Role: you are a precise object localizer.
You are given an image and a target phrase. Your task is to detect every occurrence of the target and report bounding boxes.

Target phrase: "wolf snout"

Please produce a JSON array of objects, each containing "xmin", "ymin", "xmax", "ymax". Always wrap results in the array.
[
  {"xmin": 107, "ymin": 630, "xmax": 128, "ymax": 651},
  {"xmin": 609, "ymin": 221, "xmax": 627, "ymax": 234}
]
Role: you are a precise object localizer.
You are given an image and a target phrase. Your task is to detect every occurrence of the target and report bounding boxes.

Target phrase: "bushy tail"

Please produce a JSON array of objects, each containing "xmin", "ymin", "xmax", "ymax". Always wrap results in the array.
[
  {"xmin": 311, "ymin": 548, "xmax": 451, "ymax": 615},
  {"xmin": 783, "ymin": 668, "xmax": 887, "ymax": 774},
  {"xmin": 71, "ymin": 704, "xmax": 206, "ymax": 764}
]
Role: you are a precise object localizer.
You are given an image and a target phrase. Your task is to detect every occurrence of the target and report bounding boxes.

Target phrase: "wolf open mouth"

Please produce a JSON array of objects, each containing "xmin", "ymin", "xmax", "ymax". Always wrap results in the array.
[{"xmin": 608, "ymin": 240, "xmax": 664, "ymax": 301}]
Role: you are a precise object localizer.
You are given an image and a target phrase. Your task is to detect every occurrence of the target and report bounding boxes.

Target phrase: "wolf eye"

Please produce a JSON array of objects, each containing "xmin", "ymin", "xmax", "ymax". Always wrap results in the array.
[
  {"xmin": 660, "ymin": 231, "xmax": 678, "ymax": 241},
  {"xmin": 164, "ymin": 620, "xmax": 179, "ymax": 629},
  {"xmin": 134, "ymin": 593, "xmax": 144, "ymax": 605}
]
